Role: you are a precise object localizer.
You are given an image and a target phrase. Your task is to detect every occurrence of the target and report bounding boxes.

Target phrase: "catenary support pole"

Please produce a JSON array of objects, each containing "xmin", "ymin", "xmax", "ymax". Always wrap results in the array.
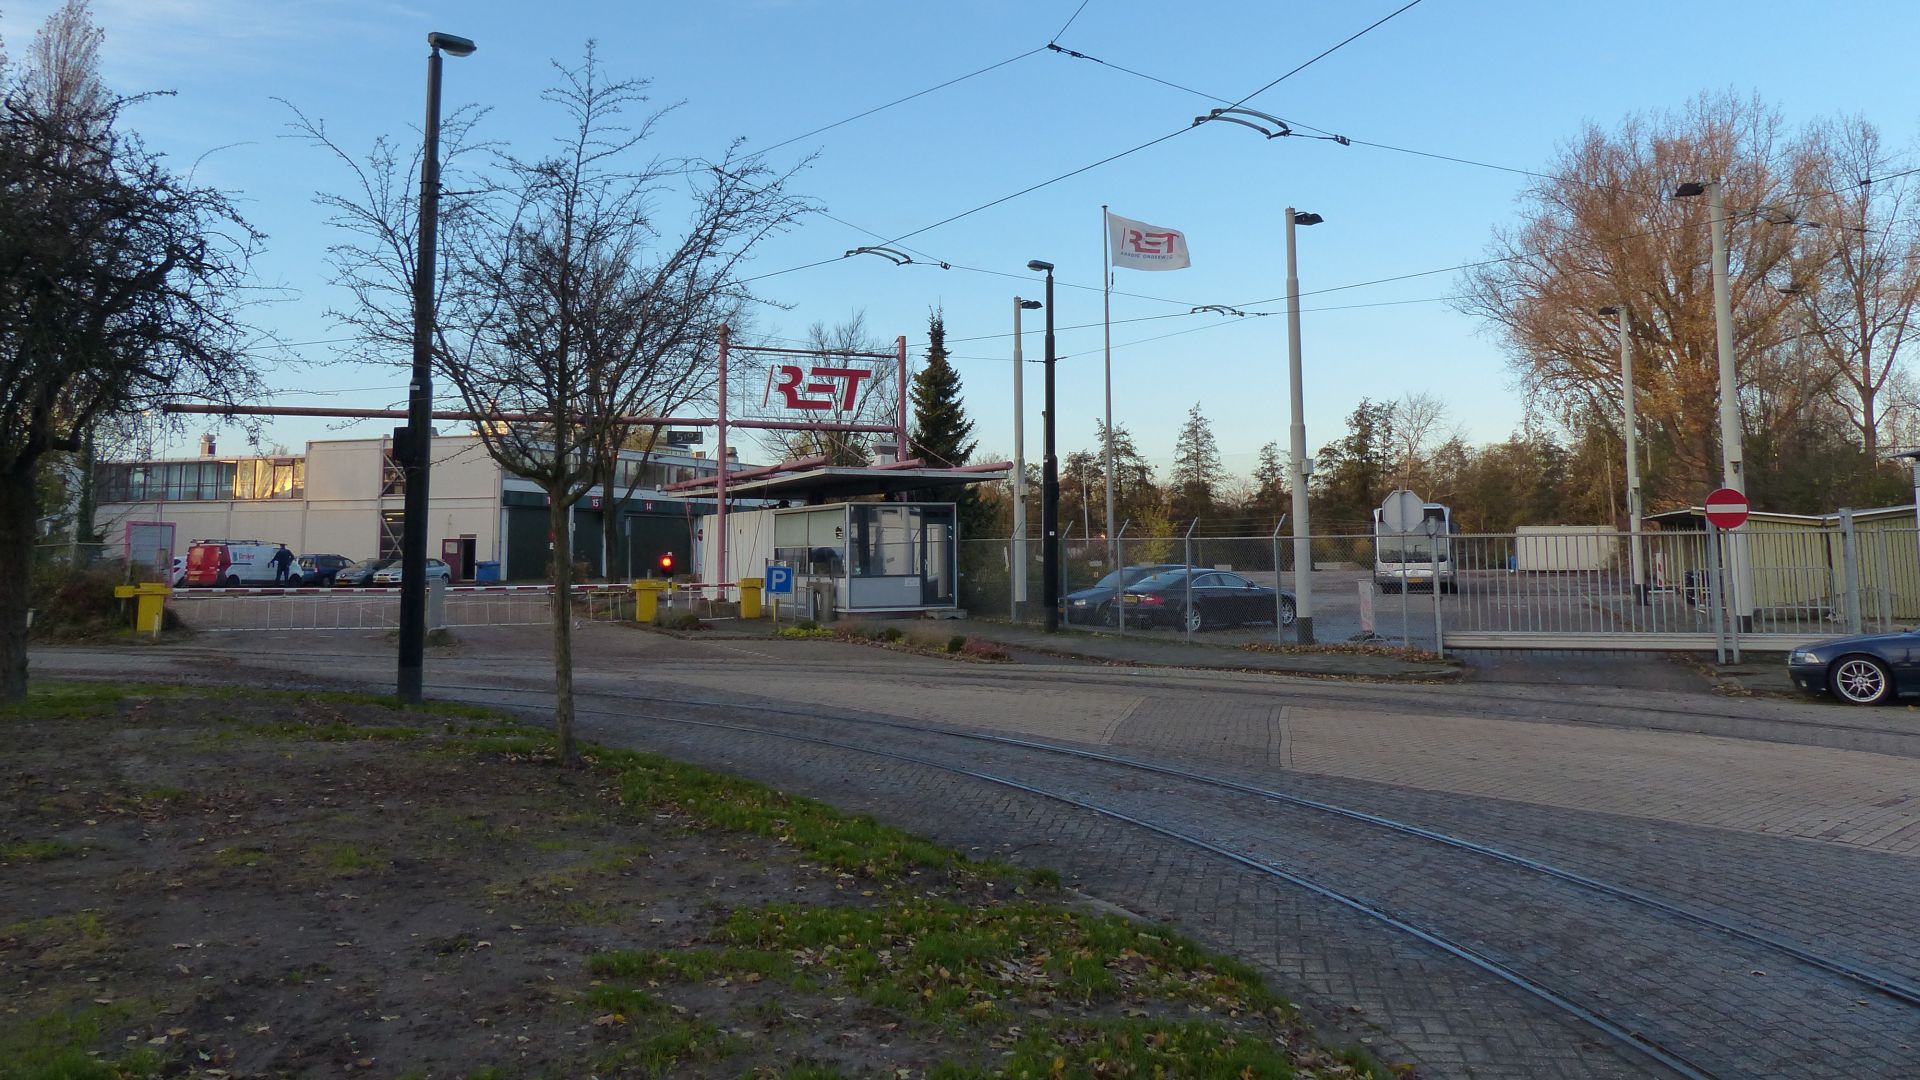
[
  {"xmin": 1285, "ymin": 208, "xmax": 1316, "ymax": 643},
  {"xmin": 1101, "ymin": 206, "xmax": 1118, "ymax": 579}
]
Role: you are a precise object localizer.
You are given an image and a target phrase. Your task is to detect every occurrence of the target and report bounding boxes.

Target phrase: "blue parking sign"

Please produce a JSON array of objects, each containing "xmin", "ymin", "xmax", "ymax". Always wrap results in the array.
[{"xmin": 765, "ymin": 564, "xmax": 794, "ymax": 595}]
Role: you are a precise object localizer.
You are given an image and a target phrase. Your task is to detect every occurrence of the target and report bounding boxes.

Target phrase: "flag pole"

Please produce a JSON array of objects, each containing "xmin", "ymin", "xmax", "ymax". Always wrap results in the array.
[{"xmin": 1101, "ymin": 206, "xmax": 1118, "ymax": 577}]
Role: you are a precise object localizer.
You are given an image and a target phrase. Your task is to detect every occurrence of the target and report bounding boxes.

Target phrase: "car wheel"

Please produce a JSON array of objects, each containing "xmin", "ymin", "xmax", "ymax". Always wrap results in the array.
[
  {"xmin": 1183, "ymin": 606, "xmax": 1205, "ymax": 633},
  {"xmin": 224, "ymin": 574, "xmax": 240, "ymax": 587},
  {"xmin": 1830, "ymin": 655, "xmax": 1893, "ymax": 705},
  {"xmin": 1278, "ymin": 596, "xmax": 1297, "ymax": 627},
  {"xmin": 1378, "ymin": 583, "xmax": 1400, "ymax": 594}
]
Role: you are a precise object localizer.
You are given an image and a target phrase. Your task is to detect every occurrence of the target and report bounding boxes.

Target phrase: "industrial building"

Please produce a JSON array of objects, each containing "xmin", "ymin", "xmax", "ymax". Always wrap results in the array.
[{"xmin": 92, "ymin": 433, "xmax": 733, "ymax": 582}]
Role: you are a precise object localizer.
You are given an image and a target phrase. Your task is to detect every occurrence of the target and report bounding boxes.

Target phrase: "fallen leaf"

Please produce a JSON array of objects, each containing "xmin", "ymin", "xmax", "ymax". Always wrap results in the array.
[{"xmin": 592, "ymin": 1013, "xmax": 625, "ymax": 1027}]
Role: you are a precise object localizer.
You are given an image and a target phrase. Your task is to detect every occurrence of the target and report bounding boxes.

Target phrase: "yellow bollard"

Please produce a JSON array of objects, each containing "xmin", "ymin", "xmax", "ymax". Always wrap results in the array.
[
  {"xmin": 738, "ymin": 577, "xmax": 763, "ymax": 619},
  {"xmin": 113, "ymin": 582, "xmax": 173, "ymax": 635},
  {"xmin": 631, "ymin": 579, "xmax": 669, "ymax": 623}
]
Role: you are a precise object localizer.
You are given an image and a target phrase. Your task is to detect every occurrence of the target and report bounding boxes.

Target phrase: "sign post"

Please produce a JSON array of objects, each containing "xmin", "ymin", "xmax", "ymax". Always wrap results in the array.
[
  {"xmin": 1379, "ymin": 490, "xmax": 1426, "ymax": 649},
  {"xmin": 1703, "ymin": 487, "xmax": 1749, "ymax": 656},
  {"xmin": 764, "ymin": 562, "xmax": 794, "ymax": 627}
]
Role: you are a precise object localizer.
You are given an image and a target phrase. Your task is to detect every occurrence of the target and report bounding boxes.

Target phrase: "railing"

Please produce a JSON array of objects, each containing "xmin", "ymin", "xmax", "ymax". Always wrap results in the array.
[
  {"xmin": 168, "ymin": 583, "xmax": 634, "ymax": 632},
  {"xmin": 958, "ymin": 522, "xmax": 1920, "ymax": 656}
]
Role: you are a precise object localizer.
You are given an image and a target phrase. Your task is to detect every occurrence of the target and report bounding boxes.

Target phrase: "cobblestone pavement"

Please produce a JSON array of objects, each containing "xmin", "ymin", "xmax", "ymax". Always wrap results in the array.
[{"xmin": 32, "ymin": 628, "xmax": 1920, "ymax": 1078}]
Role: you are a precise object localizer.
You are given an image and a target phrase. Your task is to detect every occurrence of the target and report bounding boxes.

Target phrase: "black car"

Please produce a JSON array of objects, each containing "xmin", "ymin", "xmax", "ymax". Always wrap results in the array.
[
  {"xmin": 331, "ymin": 557, "xmax": 396, "ymax": 588},
  {"xmin": 1059, "ymin": 563, "xmax": 1186, "ymax": 625},
  {"xmin": 1787, "ymin": 630, "xmax": 1920, "ymax": 705},
  {"xmin": 292, "ymin": 553, "xmax": 352, "ymax": 587},
  {"xmin": 1121, "ymin": 568, "xmax": 1296, "ymax": 632}
]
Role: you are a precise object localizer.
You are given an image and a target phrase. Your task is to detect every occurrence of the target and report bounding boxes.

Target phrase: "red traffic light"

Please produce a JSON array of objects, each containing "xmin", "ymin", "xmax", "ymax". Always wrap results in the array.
[{"xmin": 658, "ymin": 552, "xmax": 675, "ymax": 573}]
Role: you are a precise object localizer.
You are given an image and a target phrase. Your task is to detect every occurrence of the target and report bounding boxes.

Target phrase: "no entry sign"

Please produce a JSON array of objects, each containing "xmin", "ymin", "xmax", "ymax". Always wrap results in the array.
[{"xmin": 1704, "ymin": 487, "xmax": 1750, "ymax": 530}]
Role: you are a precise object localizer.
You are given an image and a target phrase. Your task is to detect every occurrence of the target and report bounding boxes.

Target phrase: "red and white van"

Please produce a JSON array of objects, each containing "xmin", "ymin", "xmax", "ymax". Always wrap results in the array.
[{"xmin": 183, "ymin": 540, "xmax": 287, "ymax": 587}]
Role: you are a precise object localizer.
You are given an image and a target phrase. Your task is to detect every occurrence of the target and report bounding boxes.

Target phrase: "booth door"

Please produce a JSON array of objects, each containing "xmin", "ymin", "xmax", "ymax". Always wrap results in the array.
[{"xmin": 920, "ymin": 508, "xmax": 955, "ymax": 606}]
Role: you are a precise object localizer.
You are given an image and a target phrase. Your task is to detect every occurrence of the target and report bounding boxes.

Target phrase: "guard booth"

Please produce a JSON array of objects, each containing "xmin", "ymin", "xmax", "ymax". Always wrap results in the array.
[{"xmin": 676, "ymin": 462, "xmax": 1006, "ymax": 619}]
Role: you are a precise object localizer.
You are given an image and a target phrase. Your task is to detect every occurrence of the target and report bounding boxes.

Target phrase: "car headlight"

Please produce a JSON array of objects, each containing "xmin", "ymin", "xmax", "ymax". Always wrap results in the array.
[{"xmin": 1789, "ymin": 650, "xmax": 1819, "ymax": 664}]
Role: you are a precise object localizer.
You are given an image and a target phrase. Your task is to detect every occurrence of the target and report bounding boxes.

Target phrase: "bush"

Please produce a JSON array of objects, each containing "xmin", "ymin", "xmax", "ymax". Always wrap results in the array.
[
  {"xmin": 658, "ymin": 611, "xmax": 706, "ymax": 631},
  {"xmin": 28, "ymin": 564, "xmax": 136, "ymax": 641},
  {"xmin": 877, "ymin": 626, "xmax": 904, "ymax": 643},
  {"xmin": 947, "ymin": 634, "xmax": 967, "ymax": 653}
]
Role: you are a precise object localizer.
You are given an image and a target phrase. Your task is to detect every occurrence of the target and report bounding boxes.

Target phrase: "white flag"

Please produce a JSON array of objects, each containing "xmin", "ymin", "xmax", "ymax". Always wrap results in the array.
[{"xmin": 1107, "ymin": 212, "xmax": 1191, "ymax": 271}]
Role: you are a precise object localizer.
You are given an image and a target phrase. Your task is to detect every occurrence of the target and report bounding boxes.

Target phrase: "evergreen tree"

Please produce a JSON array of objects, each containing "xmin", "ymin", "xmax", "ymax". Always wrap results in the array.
[
  {"xmin": 1250, "ymin": 441, "xmax": 1288, "ymax": 524},
  {"xmin": 909, "ymin": 308, "xmax": 975, "ymax": 468},
  {"xmin": 1167, "ymin": 403, "xmax": 1224, "ymax": 523},
  {"xmin": 1311, "ymin": 398, "xmax": 1398, "ymax": 530}
]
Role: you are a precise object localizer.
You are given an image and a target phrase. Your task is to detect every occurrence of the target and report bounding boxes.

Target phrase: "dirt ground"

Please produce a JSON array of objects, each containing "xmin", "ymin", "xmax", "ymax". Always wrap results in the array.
[{"xmin": 1, "ymin": 682, "xmax": 1386, "ymax": 1079}]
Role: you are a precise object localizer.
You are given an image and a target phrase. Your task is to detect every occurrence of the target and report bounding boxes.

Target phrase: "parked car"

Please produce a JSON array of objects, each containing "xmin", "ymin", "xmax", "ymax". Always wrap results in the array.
[
  {"xmin": 332, "ymin": 558, "xmax": 396, "ymax": 588},
  {"xmin": 1060, "ymin": 563, "xmax": 1187, "ymax": 625},
  {"xmin": 183, "ymin": 540, "xmax": 290, "ymax": 587},
  {"xmin": 169, "ymin": 556, "xmax": 187, "ymax": 587},
  {"xmin": 291, "ymin": 553, "xmax": 352, "ymax": 587},
  {"xmin": 1786, "ymin": 630, "xmax": 1920, "ymax": 705},
  {"xmin": 1121, "ymin": 568, "xmax": 1296, "ymax": 633},
  {"xmin": 371, "ymin": 558, "xmax": 453, "ymax": 586}
]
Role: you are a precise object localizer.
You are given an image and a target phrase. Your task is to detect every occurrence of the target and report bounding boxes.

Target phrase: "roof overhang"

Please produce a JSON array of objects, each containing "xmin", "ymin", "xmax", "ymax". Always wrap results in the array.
[{"xmin": 676, "ymin": 465, "xmax": 1007, "ymax": 502}]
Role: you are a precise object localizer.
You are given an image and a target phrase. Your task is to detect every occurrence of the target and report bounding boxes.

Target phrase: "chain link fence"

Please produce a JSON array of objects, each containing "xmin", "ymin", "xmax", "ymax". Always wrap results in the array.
[{"xmin": 960, "ymin": 520, "xmax": 1920, "ymax": 655}]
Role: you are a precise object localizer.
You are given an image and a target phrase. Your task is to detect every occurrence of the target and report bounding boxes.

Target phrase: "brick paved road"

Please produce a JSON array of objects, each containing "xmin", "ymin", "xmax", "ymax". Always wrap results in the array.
[{"xmin": 32, "ymin": 628, "xmax": 1920, "ymax": 1077}]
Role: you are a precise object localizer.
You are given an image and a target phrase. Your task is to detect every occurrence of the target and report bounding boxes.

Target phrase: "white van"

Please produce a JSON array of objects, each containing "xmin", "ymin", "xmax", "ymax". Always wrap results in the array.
[{"xmin": 184, "ymin": 540, "xmax": 291, "ymax": 587}]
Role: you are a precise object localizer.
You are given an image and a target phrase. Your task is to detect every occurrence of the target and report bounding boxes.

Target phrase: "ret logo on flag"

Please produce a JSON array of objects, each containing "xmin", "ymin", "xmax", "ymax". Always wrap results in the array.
[{"xmin": 1108, "ymin": 212, "xmax": 1191, "ymax": 271}]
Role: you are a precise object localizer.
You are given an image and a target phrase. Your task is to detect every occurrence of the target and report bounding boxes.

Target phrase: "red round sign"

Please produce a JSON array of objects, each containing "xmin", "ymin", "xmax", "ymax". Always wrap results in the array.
[{"xmin": 1703, "ymin": 487, "xmax": 1750, "ymax": 529}]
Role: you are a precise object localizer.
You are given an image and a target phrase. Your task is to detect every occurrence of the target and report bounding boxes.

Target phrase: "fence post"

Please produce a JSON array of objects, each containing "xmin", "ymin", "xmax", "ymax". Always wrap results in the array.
[
  {"xmin": 1114, "ymin": 519, "xmax": 1131, "ymax": 635},
  {"xmin": 1183, "ymin": 518, "xmax": 1198, "ymax": 644},
  {"xmin": 1270, "ymin": 516, "xmax": 1287, "ymax": 645},
  {"xmin": 1838, "ymin": 510, "xmax": 1863, "ymax": 635},
  {"xmin": 1431, "ymin": 527, "xmax": 1445, "ymax": 658},
  {"xmin": 1706, "ymin": 526, "xmax": 1729, "ymax": 664}
]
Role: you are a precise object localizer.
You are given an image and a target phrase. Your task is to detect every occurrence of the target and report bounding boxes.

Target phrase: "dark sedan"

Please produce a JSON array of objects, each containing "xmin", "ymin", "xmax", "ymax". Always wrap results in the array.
[
  {"xmin": 1059, "ymin": 563, "xmax": 1186, "ymax": 625},
  {"xmin": 1121, "ymin": 568, "xmax": 1296, "ymax": 633},
  {"xmin": 331, "ymin": 557, "xmax": 396, "ymax": 588},
  {"xmin": 1787, "ymin": 630, "xmax": 1920, "ymax": 705}
]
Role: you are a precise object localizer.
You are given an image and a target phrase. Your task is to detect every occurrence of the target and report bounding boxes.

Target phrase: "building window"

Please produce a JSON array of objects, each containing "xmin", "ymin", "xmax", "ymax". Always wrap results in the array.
[{"xmin": 379, "ymin": 510, "xmax": 406, "ymax": 560}]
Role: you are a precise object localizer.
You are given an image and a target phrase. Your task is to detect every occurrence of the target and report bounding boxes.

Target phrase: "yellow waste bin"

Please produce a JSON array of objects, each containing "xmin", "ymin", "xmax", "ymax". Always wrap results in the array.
[
  {"xmin": 738, "ymin": 577, "xmax": 764, "ymax": 619},
  {"xmin": 631, "ymin": 579, "xmax": 670, "ymax": 623},
  {"xmin": 112, "ymin": 582, "xmax": 172, "ymax": 635}
]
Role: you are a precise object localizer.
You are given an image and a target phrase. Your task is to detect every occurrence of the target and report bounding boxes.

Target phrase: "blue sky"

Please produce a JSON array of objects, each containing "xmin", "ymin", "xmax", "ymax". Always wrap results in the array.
[{"xmin": 11, "ymin": 0, "xmax": 1920, "ymax": 479}]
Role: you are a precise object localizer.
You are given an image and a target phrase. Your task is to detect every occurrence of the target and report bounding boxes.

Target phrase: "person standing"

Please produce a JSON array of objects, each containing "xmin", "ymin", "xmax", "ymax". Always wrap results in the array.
[{"xmin": 271, "ymin": 544, "xmax": 295, "ymax": 584}]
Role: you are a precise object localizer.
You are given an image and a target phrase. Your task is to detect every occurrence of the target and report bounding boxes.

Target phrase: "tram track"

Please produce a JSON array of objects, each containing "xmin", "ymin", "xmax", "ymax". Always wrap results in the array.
[
  {"xmin": 422, "ymin": 676, "xmax": 1920, "ymax": 1078},
  {"xmin": 432, "ymin": 678, "xmax": 1920, "ymax": 1011}
]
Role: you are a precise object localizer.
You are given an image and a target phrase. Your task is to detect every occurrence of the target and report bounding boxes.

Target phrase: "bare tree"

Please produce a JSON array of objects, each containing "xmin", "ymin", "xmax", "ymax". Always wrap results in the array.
[
  {"xmin": 302, "ymin": 44, "xmax": 804, "ymax": 762},
  {"xmin": 586, "ymin": 153, "xmax": 807, "ymax": 577},
  {"xmin": 1389, "ymin": 391, "xmax": 1450, "ymax": 488},
  {"xmin": 1457, "ymin": 93, "xmax": 1815, "ymax": 506},
  {"xmin": 770, "ymin": 311, "xmax": 900, "ymax": 466},
  {"xmin": 0, "ymin": 1, "xmax": 262, "ymax": 701},
  {"xmin": 1787, "ymin": 116, "xmax": 1920, "ymax": 461}
]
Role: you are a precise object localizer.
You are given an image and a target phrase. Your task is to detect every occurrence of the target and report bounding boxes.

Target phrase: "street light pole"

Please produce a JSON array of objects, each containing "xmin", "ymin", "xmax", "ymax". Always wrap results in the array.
[
  {"xmin": 399, "ymin": 30, "xmax": 475, "ymax": 705},
  {"xmin": 1028, "ymin": 260, "xmax": 1060, "ymax": 632},
  {"xmin": 1011, "ymin": 297, "xmax": 1041, "ymax": 620},
  {"xmin": 1677, "ymin": 178, "xmax": 1752, "ymax": 629},
  {"xmin": 1285, "ymin": 208, "xmax": 1322, "ymax": 644},
  {"xmin": 1601, "ymin": 305, "xmax": 1647, "ymax": 603}
]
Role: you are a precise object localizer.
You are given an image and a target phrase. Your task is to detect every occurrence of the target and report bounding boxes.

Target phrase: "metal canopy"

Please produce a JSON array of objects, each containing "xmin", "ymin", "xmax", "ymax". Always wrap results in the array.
[{"xmin": 674, "ymin": 465, "xmax": 1007, "ymax": 503}]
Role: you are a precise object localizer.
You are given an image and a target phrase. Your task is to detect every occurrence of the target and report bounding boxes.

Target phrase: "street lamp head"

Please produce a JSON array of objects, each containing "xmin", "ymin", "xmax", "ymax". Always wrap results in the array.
[
  {"xmin": 1673, "ymin": 181, "xmax": 1707, "ymax": 198},
  {"xmin": 1019, "ymin": 299, "xmax": 1043, "ymax": 310},
  {"xmin": 1026, "ymin": 259, "xmax": 1054, "ymax": 273},
  {"xmin": 428, "ymin": 32, "xmax": 476, "ymax": 56},
  {"xmin": 1292, "ymin": 212, "xmax": 1324, "ymax": 226}
]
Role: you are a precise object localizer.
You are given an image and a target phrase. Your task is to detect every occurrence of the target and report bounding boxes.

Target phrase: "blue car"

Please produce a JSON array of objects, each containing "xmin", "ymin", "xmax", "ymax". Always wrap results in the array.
[{"xmin": 1786, "ymin": 630, "xmax": 1920, "ymax": 705}]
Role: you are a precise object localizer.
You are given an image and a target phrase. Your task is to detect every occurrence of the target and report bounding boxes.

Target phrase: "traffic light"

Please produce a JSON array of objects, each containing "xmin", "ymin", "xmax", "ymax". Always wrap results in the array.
[{"xmin": 658, "ymin": 552, "xmax": 675, "ymax": 576}]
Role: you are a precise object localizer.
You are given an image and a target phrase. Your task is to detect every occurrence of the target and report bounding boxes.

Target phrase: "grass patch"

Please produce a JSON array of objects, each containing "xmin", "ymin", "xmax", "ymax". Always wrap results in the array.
[
  {"xmin": 772, "ymin": 625, "xmax": 832, "ymax": 639},
  {"xmin": 211, "ymin": 845, "xmax": 274, "ymax": 868},
  {"xmin": 708, "ymin": 900, "xmax": 1283, "ymax": 1022},
  {"xmin": 0, "ymin": 912, "xmax": 112, "ymax": 966},
  {"xmin": 0, "ymin": 1003, "xmax": 159, "ymax": 1080},
  {"xmin": 0, "ymin": 839, "xmax": 84, "ymax": 864},
  {"xmin": 985, "ymin": 1017, "xmax": 1319, "ymax": 1078},
  {"xmin": 590, "ymin": 947, "xmax": 795, "ymax": 985},
  {"xmin": 592, "ymin": 745, "xmax": 971, "ymax": 881}
]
